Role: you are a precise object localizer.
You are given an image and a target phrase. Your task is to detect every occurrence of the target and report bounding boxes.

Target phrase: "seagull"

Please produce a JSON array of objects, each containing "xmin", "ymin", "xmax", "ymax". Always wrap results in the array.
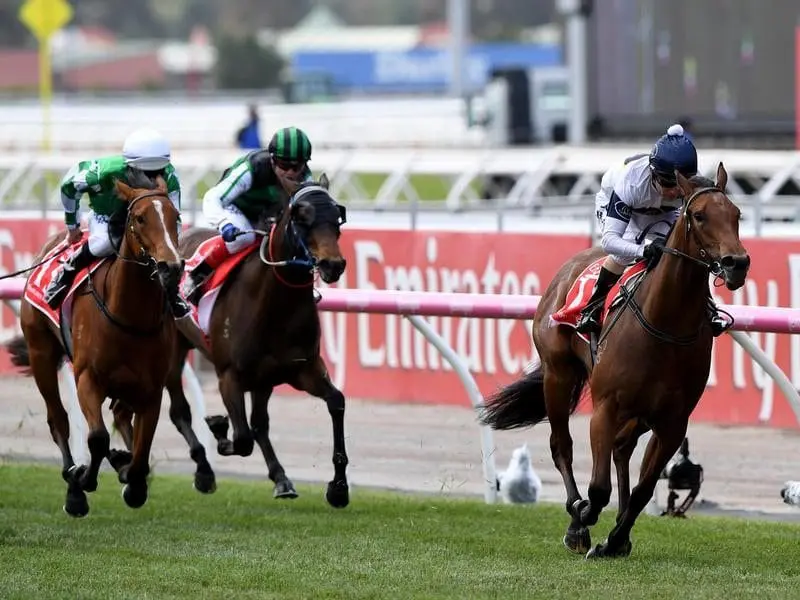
[
  {"xmin": 497, "ymin": 443, "xmax": 542, "ymax": 504},
  {"xmin": 780, "ymin": 481, "xmax": 800, "ymax": 507}
]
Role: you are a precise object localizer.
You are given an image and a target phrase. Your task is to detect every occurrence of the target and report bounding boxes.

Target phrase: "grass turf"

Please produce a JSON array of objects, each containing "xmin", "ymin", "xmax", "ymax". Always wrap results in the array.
[{"xmin": 0, "ymin": 462, "xmax": 798, "ymax": 599}]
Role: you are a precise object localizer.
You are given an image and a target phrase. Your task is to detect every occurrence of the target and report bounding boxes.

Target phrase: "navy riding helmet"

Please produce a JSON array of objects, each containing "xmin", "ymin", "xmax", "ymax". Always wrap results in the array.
[{"xmin": 649, "ymin": 123, "xmax": 697, "ymax": 187}]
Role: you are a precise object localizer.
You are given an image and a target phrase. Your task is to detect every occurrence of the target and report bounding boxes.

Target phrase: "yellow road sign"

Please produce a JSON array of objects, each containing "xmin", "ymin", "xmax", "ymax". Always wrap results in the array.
[{"xmin": 19, "ymin": 0, "xmax": 73, "ymax": 41}]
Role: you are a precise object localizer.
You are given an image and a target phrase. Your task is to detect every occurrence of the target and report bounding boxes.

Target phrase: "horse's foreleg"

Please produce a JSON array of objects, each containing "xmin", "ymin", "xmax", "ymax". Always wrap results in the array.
[
  {"xmin": 165, "ymin": 356, "xmax": 216, "ymax": 493},
  {"xmin": 579, "ymin": 399, "xmax": 617, "ymax": 529},
  {"xmin": 25, "ymin": 326, "xmax": 87, "ymax": 517},
  {"xmin": 251, "ymin": 386, "xmax": 298, "ymax": 499},
  {"xmin": 588, "ymin": 422, "xmax": 687, "ymax": 559},
  {"xmin": 119, "ymin": 394, "xmax": 163, "ymax": 509},
  {"xmin": 74, "ymin": 369, "xmax": 109, "ymax": 495},
  {"xmin": 212, "ymin": 370, "xmax": 253, "ymax": 457},
  {"xmin": 293, "ymin": 357, "xmax": 349, "ymax": 508},
  {"xmin": 543, "ymin": 366, "xmax": 589, "ymax": 555}
]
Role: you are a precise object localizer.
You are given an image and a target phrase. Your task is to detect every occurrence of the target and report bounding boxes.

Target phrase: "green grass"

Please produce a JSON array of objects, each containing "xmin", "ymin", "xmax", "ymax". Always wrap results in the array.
[{"xmin": 1, "ymin": 463, "xmax": 798, "ymax": 599}]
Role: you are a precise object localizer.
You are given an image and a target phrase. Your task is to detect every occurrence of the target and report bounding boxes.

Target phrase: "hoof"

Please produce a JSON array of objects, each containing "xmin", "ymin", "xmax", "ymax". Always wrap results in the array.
[
  {"xmin": 108, "ymin": 449, "xmax": 133, "ymax": 473},
  {"xmin": 273, "ymin": 479, "xmax": 299, "ymax": 500},
  {"xmin": 325, "ymin": 480, "xmax": 349, "ymax": 509},
  {"xmin": 563, "ymin": 526, "xmax": 592, "ymax": 555},
  {"xmin": 63, "ymin": 490, "xmax": 89, "ymax": 518},
  {"xmin": 585, "ymin": 539, "xmax": 632, "ymax": 560},
  {"xmin": 122, "ymin": 483, "xmax": 148, "ymax": 509},
  {"xmin": 193, "ymin": 470, "xmax": 217, "ymax": 495}
]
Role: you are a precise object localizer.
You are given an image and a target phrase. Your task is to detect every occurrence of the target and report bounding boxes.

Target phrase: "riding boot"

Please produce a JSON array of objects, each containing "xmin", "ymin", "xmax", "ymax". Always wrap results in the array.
[
  {"xmin": 575, "ymin": 266, "xmax": 622, "ymax": 335},
  {"xmin": 707, "ymin": 299, "xmax": 730, "ymax": 337},
  {"xmin": 182, "ymin": 240, "xmax": 232, "ymax": 305},
  {"xmin": 44, "ymin": 242, "xmax": 96, "ymax": 309}
]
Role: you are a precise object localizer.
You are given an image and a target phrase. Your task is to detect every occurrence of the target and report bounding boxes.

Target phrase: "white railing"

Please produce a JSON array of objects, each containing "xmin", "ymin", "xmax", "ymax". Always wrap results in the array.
[{"xmin": 2, "ymin": 281, "xmax": 799, "ymax": 505}]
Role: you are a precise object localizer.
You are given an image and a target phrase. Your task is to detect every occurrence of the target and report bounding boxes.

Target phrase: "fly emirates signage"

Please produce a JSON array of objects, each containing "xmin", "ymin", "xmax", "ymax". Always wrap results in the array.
[{"xmin": 0, "ymin": 219, "xmax": 797, "ymax": 428}]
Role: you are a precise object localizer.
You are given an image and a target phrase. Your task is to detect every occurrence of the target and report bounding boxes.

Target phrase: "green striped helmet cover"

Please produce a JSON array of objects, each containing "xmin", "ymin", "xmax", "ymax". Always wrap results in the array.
[{"xmin": 268, "ymin": 127, "xmax": 312, "ymax": 161}]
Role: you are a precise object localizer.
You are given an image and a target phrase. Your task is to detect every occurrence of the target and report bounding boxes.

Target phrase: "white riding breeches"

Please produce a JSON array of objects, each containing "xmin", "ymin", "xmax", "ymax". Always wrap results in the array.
[
  {"xmin": 87, "ymin": 212, "xmax": 115, "ymax": 257},
  {"xmin": 214, "ymin": 205, "xmax": 256, "ymax": 253}
]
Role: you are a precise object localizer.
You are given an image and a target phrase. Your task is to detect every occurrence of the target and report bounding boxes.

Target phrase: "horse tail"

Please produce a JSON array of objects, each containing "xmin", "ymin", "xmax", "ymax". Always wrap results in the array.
[
  {"xmin": 479, "ymin": 363, "xmax": 587, "ymax": 430},
  {"xmin": 5, "ymin": 335, "xmax": 32, "ymax": 374}
]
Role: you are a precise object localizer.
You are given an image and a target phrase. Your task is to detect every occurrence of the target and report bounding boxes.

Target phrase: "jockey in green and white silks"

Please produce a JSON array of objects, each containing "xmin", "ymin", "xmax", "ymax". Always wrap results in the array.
[
  {"xmin": 182, "ymin": 126, "xmax": 314, "ymax": 301},
  {"xmin": 44, "ymin": 128, "xmax": 184, "ymax": 312}
]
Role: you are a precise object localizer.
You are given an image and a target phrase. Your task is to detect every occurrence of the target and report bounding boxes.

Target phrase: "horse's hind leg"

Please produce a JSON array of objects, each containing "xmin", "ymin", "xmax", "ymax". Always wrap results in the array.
[
  {"xmin": 108, "ymin": 400, "xmax": 134, "ymax": 472},
  {"xmin": 588, "ymin": 422, "xmax": 687, "ymax": 559},
  {"xmin": 165, "ymin": 353, "xmax": 216, "ymax": 493},
  {"xmin": 24, "ymin": 322, "xmax": 88, "ymax": 517},
  {"xmin": 613, "ymin": 419, "xmax": 647, "ymax": 521},
  {"xmin": 292, "ymin": 357, "xmax": 349, "ymax": 508},
  {"xmin": 543, "ymin": 361, "xmax": 590, "ymax": 555},
  {"xmin": 251, "ymin": 386, "xmax": 298, "ymax": 499},
  {"xmin": 118, "ymin": 394, "xmax": 163, "ymax": 509}
]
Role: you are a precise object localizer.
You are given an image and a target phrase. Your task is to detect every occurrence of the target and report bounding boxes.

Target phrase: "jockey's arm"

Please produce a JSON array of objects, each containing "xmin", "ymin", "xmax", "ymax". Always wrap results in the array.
[
  {"xmin": 600, "ymin": 191, "xmax": 646, "ymax": 260},
  {"xmin": 201, "ymin": 161, "xmax": 254, "ymax": 228},
  {"xmin": 60, "ymin": 163, "xmax": 93, "ymax": 229}
]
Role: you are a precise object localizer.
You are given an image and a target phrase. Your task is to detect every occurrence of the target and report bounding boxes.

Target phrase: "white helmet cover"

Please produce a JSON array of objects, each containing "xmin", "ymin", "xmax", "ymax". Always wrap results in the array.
[{"xmin": 122, "ymin": 128, "xmax": 171, "ymax": 171}]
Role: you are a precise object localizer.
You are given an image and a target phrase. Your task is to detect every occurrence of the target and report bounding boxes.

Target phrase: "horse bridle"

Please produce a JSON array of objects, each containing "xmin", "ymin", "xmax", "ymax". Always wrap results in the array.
[
  {"xmin": 258, "ymin": 185, "xmax": 347, "ymax": 271},
  {"xmin": 659, "ymin": 186, "xmax": 727, "ymax": 278},
  {"xmin": 89, "ymin": 190, "xmax": 177, "ymax": 336},
  {"xmin": 599, "ymin": 186, "xmax": 733, "ymax": 348}
]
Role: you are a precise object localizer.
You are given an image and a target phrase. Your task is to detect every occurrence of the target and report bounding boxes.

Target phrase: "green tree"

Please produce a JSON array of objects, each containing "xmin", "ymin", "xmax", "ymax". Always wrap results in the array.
[{"xmin": 215, "ymin": 34, "xmax": 284, "ymax": 90}]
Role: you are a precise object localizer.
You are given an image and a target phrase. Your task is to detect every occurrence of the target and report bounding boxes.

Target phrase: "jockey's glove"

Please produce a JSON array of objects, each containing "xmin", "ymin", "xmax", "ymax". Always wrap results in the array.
[
  {"xmin": 642, "ymin": 237, "xmax": 666, "ymax": 269},
  {"xmin": 221, "ymin": 223, "xmax": 241, "ymax": 242}
]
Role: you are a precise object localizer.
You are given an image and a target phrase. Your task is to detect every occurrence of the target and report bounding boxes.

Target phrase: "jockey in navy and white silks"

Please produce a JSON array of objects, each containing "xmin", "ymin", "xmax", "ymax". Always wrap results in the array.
[{"xmin": 576, "ymin": 124, "xmax": 727, "ymax": 336}]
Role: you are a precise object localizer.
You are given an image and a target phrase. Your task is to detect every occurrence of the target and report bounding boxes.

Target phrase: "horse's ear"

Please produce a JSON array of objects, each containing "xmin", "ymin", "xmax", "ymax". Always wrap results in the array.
[
  {"xmin": 318, "ymin": 172, "xmax": 330, "ymax": 190},
  {"xmin": 675, "ymin": 170, "xmax": 693, "ymax": 199},
  {"xmin": 155, "ymin": 175, "xmax": 168, "ymax": 193},
  {"xmin": 114, "ymin": 179, "xmax": 134, "ymax": 202},
  {"xmin": 715, "ymin": 162, "xmax": 728, "ymax": 192}
]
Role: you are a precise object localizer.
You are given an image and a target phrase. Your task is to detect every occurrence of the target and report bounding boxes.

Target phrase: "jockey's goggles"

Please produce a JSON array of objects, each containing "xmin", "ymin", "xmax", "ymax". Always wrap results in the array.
[{"xmin": 273, "ymin": 158, "xmax": 306, "ymax": 172}]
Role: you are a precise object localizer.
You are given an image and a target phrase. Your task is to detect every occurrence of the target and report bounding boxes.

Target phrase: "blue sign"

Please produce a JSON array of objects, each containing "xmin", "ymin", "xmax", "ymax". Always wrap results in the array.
[{"xmin": 290, "ymin": 43, "xmax": 562, "ymax": 93}]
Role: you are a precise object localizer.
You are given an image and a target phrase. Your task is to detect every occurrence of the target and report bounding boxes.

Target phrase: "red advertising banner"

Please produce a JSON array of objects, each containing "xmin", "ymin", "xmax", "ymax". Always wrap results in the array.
[
  {"xmin": 0, "ymin": 218, "xmax": 798, "ymax": 429},
  {"xmin": 796, "ymin": 26, "xmax": 800, "ymax": 149}
]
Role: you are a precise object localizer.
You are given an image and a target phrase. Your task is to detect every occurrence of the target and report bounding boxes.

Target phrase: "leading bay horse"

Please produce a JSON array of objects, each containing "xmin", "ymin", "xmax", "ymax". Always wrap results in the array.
[
  {"xmin": 481, "ymin": 164, "xmax": 750, "ymax": 558},
  {"xmin": 6, "ymin": 173, "xmax": 184, "ymax": 516},
  {"xmin": 150, "ymin": 178, "xmax": 351, "ymax": 507}
]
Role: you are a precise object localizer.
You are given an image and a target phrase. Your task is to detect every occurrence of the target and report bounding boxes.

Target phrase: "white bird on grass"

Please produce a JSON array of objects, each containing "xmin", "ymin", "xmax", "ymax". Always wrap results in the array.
[
  {"xmin": 496, "ymin": 443, "xmax": 542, "ymax": 504},
  {"xmin": 780, "ymin": 481, "xmax": 800, "ymax": 507}
]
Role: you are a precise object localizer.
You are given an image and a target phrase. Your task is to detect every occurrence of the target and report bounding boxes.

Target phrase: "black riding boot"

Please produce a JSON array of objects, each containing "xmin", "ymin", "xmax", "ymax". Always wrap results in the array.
[
  {"xmin": 575, "ymin": 266, "xmax": 622, "ymax": 335},
  {"xmin": 707, "ymin": 300, "xmax": 730, "ymax": 337},
  {"xmin": 44, "ymin": 243, "xmax": 96, "ymax": 309}
]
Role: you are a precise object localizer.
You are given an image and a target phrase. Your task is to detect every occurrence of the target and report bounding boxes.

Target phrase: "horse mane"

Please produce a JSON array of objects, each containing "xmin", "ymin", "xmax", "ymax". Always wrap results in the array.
[
  {"xmin": 124, "ymin": 167, "xmax": 163, "ymax": 191},
  {"xmin": 688, "ymin": 174, "xmax": 716, "ymax": 189}
]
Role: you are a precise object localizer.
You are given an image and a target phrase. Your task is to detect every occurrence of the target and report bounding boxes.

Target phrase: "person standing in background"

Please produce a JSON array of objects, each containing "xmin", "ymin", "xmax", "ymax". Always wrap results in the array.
[{"xmin": 235, "ymin": 103, "xmax": 262, "ymax": 149}]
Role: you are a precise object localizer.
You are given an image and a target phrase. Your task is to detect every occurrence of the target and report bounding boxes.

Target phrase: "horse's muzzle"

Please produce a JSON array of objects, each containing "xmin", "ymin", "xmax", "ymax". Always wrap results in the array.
[
  {"xmin": 718, "ymin": 254, "xmax": 750, "ymax": 290},
  {"xmin": 318, "ymin": 258, "xmax": 347, "ymax": 284},
  {"xmin": 157, "ymin": 259, "xmax": 184, "ymax": 293}
]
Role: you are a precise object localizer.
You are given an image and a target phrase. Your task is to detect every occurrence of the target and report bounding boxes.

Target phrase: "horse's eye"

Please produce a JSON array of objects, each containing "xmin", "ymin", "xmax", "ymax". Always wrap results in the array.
[
  {"xmin": 692, "ymin": 211, "xmax": 705, "ymax": 223},
  {"xmin": 136, "ymin": 215, "xmax": 145, "ymax": 225}
]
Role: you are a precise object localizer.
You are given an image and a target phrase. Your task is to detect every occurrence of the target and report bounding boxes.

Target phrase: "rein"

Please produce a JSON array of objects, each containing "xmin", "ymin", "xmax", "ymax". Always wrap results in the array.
[{"xmin": 598, "ymin": 186, "xmax": 735, "ymax": 348}]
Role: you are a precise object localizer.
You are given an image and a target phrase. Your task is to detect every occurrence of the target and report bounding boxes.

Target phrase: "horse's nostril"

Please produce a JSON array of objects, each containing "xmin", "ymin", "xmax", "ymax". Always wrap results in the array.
[{"xmin": 719, "ymin": 256, "xmax": 735, "ymax": 269}]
